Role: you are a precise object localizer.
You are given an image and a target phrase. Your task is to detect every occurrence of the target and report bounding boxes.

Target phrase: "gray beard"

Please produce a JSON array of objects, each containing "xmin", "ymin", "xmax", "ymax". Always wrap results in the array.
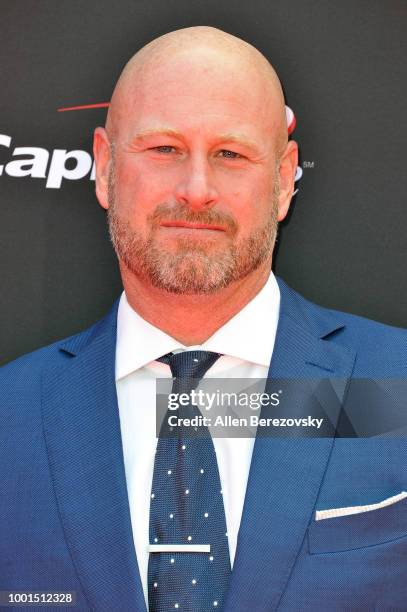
[{"xmin": 107, "ymin": 169, "xmax": 279, "ymax": 295}]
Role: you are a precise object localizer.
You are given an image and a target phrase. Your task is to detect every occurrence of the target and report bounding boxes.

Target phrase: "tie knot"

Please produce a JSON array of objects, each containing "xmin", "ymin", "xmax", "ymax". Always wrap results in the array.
[{"xmin": 158, "ymin": 350, "xmax": 221, "ymax": 382}]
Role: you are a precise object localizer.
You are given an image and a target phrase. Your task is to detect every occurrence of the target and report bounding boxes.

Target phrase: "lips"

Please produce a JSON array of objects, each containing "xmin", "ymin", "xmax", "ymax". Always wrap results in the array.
[{"xmin": 160, "ymin": 221, "xmax": 226, "ymax": 231}]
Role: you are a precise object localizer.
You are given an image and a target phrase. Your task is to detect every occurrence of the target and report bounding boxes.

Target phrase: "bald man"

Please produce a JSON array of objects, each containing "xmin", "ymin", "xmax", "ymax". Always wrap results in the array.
[{"xmin": 1, "ymin": 26, "xmax": 407, "ymax": 612}]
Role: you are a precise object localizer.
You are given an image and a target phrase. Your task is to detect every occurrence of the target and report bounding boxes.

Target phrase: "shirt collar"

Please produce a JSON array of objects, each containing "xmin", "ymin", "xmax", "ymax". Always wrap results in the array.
[{"xmin": 115, "ymin": 271, "xmax": 280, "ymax": 381}]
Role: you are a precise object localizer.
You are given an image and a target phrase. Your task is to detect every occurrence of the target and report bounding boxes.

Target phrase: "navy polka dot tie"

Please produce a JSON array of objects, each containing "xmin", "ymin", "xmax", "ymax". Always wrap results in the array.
[{"xmin": 148, "ymin": 351, "xmax": 231, "ymax": 611}]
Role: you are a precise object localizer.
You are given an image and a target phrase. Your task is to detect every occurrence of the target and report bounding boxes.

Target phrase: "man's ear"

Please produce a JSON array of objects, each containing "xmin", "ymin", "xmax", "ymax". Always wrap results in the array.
[
  {"xmin": 93, "ymin": 127, "xmax": 112, "ymax": 210},
  {"xmin": 276, "ymin": 139, "xmax": 298, "ymax": 222}
]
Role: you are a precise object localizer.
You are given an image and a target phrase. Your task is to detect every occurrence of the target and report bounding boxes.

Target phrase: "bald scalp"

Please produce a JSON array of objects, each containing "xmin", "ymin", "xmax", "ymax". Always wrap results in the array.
[{"xmin": 106, "ymin": 26, "xmax": 287, "ymax": 154}]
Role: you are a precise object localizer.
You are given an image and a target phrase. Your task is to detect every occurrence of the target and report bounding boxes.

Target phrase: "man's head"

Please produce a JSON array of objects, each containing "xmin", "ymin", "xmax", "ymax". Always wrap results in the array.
[{"xmin": 94, "ymin": 26, "xmax": 297, "ymax": 294}]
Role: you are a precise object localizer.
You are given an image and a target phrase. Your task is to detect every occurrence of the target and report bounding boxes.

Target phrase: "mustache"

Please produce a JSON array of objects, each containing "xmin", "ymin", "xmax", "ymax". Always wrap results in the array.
[{"xmin": 149, "ymin": 203, "xmax": 238, "ymax": 235}]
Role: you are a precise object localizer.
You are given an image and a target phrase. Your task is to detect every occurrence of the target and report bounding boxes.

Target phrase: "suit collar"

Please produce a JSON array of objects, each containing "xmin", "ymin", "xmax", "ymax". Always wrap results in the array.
[
  {"xmin": 59, "ymin": 277, "xmax": 346, "ymax": 360},
  {"xmin": 58, "ymin": 298, "xmax": 121, "ymax": 358},
  {"xmin": 276, "ymin": 276, "xmax": 347, "ymax": 341}
]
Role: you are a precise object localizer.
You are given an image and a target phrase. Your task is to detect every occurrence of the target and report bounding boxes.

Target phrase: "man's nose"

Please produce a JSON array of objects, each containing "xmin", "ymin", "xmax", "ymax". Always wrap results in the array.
[{"xmin": 174, "ymin": 155, "xmax": 219, "ymax": 210}]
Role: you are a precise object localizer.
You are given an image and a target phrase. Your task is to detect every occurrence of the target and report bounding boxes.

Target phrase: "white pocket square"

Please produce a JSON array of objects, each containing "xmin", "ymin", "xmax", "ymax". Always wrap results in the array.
[{"xmin": 315, "ymin": 491, "xmax": 407, "ymax": 521}]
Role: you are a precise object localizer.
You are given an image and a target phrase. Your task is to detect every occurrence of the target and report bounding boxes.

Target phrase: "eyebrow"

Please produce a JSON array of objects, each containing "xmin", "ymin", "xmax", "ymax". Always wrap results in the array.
[
  {"xmin": 130, "ymin": 128, "xmax": 261, "ymax": 152},
  {"xmin": 216, "ymin": 133, "xmax": 261, "ymax": 153},
  {"xmin": 131, "ymin": 128, "xmax": 183, "ymax": 142}
]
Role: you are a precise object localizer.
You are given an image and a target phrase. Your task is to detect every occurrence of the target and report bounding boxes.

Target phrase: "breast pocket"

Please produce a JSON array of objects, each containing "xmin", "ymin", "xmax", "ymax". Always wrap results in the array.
[{"xmin": 308, "ymin": 493, "xmax": 407, "ymax": 554}]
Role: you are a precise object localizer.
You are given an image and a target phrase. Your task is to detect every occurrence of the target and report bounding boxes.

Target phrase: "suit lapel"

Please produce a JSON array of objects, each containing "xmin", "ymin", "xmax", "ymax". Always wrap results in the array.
[
  {"xmin": 224, "ymin": 279, "xmax": 356, "ymax": 612},
  {"xmin": 41, "ymin": 301, "xmax": 147, "ymax": 612}
]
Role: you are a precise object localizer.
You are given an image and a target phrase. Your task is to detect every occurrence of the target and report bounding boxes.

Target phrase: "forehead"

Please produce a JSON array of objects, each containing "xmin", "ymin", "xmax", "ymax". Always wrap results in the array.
[{"xmin": 114, "ymin": 48, "xmax": 280, "ymax": 141}]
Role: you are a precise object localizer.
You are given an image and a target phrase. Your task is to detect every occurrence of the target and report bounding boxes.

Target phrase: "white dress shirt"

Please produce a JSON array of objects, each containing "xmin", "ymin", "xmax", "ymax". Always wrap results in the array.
[{"xmin": 115, "ymin": 272, "xmax": 280, "ymax": 607}]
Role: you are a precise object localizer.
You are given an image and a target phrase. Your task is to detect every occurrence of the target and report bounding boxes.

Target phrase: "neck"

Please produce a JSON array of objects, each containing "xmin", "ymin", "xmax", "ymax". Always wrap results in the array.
[{"xmin": 120, "ymin": 260, "xmax": 273, "ymax": 345}]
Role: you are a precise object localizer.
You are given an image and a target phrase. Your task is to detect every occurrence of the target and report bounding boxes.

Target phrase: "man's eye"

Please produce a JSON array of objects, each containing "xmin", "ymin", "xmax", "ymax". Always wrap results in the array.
[
  {"xmin": 218, "ymin": 150, "xmax": 242, "ymax": 159},
  {"xmin": 153, "ymin": 146, "xmax": 176, "ymax": 153}
]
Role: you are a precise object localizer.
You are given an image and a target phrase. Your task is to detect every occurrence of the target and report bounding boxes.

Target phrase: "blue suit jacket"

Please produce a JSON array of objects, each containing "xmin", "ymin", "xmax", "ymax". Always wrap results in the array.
[{"xmin": 1, "ymin": 277, "xmax": 407, "ymax": 611}]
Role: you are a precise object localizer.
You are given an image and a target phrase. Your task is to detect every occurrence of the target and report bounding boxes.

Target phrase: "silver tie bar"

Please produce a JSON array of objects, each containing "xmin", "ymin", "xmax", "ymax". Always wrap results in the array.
[{"xmin": 148, "ymin": 544, "xmax": 211, "ymax": 553}]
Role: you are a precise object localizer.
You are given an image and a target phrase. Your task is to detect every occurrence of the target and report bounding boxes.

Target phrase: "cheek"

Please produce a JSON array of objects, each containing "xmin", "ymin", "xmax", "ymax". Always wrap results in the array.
[
  {"xmin": 219, "ymin": 167, "xmax": 272, "ymax": 202},
  {"xmin": 221, "ymin": 179, "xmax": 273, "ymax": 226},
  {"xmin": 115, "ymin": 159, "xmax": 176, "ymax": 207},
  {"xmin": 112, "ymin": 168, "xmax": 156, "ymax": 223},
  {"xmin": 114, "ymin": 161, "xmax": 143, "ymax": 199}
]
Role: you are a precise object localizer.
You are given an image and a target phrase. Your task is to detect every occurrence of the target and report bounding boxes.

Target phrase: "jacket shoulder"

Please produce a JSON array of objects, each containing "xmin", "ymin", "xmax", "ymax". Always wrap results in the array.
[
  {"xmin": 0, "ymin": 301, "xmax": 119, "ymax": 399},
  {"xmin": 277, "ymin": 278, "xmax": 407, "ymax": 372}
]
